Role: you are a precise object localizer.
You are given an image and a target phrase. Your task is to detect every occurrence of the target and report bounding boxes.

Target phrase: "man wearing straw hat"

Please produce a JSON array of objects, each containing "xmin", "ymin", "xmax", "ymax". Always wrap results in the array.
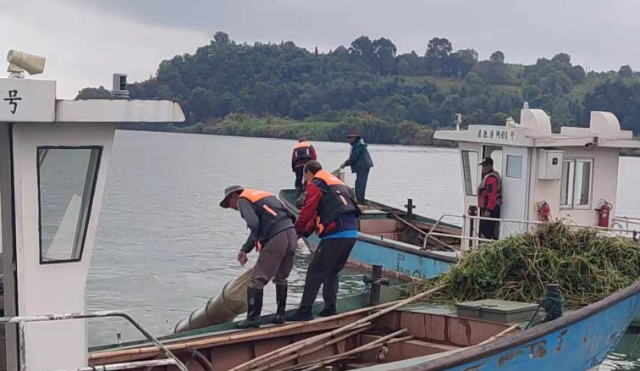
[
  {"xmin": 341, "ymin": 129, "xmax": 374, "ymax": 204},
  {"xmin": 220, "ymin": 185, "xmax": 298, "ymax": 328}
]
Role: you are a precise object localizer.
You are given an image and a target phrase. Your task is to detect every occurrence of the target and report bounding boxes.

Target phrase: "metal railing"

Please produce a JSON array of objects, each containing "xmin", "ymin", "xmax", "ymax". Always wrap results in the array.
[
  {"xmin": 423, "ymin": 213, "xmax": 640, "ymax": 251},
  {"xmin": 0, "ymin": 311, "xmax": 188, "ymax": 371},
  {"xmin": 611, "ymin": 215, "xmax": 640, "ymax": 232}
]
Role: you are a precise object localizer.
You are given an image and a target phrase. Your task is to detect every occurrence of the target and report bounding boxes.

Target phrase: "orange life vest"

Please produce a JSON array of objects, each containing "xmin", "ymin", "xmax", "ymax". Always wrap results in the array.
[
  {"xmin": 311, "ymin": 170, "xmax": 359, "ymax": 236},
  {"xmin": 292, "ymin": 141, "xmax": 313, "ymax": 164},
  {"xmin": 239, "ymin": 189, "xmax": 290, "ymax": 252}
]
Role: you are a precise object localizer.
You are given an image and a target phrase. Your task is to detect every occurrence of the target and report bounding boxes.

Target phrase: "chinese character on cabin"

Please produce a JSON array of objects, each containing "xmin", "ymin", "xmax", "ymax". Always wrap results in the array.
[{"xmin": 4, "ymin": 90, "xmax": 22, "ymax": 115}]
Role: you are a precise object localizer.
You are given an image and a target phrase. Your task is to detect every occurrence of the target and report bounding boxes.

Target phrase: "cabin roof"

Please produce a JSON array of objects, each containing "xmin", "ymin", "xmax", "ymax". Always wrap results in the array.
[
  {"xmin": 435, "ymin": 109, "xmax": 640, "ymax": 149},
  {"xmin": 0, "ymin": 78, "xmax": 185, "ymax": 123}
]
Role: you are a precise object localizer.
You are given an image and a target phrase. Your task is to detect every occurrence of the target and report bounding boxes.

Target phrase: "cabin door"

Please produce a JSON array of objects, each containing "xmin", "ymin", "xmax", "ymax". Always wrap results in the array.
[{"xmin": 499, "ymin": 145, "xmax": 530, "ymax": 237}]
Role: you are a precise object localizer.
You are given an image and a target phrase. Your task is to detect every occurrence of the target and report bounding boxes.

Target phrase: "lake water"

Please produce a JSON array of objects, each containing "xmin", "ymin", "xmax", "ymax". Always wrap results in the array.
[{"xmin": 87, "ymin": 130, "xmax": 639, "ymax": 369}]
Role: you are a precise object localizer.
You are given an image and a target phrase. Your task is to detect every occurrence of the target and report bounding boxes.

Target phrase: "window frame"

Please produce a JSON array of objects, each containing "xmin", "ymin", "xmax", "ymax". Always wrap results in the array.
[
  {"xmin": 36, "ymin": 145, "xmax": 103, "ymax": 265},
  {"xmin": 461, "ymin": 150, "xmax": 479, "ymax": 196},
  {"xmin": 559, "ymin": 157, "xmax": 594, "ymax": 210},
  {"xmin": 505, "ymin": 155, "xmax": 523, "ymax": 179}
]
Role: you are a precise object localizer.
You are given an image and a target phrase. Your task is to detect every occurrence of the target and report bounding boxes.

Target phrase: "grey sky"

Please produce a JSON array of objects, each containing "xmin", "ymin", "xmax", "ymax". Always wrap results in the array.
[{"xmin": 1, "ymin": 0, "xmax": 638, "ymax": 98}]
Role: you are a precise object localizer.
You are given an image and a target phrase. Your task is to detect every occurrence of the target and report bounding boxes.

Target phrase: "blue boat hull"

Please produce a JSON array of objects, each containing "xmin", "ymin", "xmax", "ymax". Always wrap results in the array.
[
  {"xmin": 305, "ymin": 232, "xmax": 455, "ymax": 280},
  {"xmin": 362, "ymin": 281, "xmax": 640, "ymax": 371},
  {"xmin": 279, "ymin": 189, "xmax": 457, "ymax": 281}
]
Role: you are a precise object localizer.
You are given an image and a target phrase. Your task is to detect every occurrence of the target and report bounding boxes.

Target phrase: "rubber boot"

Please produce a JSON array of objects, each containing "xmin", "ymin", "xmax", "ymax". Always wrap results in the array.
[
  {"xmin": 272, "ymin": 284, "xmax": 287, "ymax": 324},
  {"xmin": 236, "ymin": 288, "xmax": 263, "ymax": 329},
  {"xmin": 318, "ymin": 304, "xmax": 337, "ymax": 317},
  {"xmin": 287, "ymin": 306, "xmax": 314, "ymax": 322}
]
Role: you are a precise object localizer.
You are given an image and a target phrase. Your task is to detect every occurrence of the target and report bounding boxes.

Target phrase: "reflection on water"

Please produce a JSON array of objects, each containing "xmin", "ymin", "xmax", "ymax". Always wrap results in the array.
[{"xmin": 88, "ymin": 131, "xmax": 639, "ymax": 370}]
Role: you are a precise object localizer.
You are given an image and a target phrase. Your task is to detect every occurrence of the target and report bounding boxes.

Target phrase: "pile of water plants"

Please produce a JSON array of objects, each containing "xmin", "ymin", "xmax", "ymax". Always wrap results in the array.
[{"xmin": 417, "ymin": 222, "xmax": 640, "ymax": 307}]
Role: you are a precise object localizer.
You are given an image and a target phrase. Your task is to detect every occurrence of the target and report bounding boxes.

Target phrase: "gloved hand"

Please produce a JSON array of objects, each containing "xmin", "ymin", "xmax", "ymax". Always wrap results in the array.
[
  {"xmin": 483, "ymin": 210, "xmax": 492, "ymax": 218},
  {"xmin": 237, "ymin": 251, "xmax": 248, "ymax": 267}
]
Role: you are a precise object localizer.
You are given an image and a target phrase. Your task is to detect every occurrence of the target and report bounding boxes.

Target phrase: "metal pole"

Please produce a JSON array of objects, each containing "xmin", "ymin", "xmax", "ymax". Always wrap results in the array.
[
  {"xmin": 369, "ymin": 265, "xmax": 382, "ymax": 306},
  {"xmin": 404, "ymin": 199, "xmax": 415, "ymax": 219},
  {"xmin": 0, "ymin": 311, "xmax": 188, "ymax": 371},
  {"xmin": 51, "ymin": 359, "xmax": 178, "ymax": 371}
]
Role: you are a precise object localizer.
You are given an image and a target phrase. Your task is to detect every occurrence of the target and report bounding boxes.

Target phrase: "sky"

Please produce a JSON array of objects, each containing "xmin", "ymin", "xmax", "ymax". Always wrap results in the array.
[{"xmin": 1, "ymin": 0, "xmax": 639, "ymax": 98}]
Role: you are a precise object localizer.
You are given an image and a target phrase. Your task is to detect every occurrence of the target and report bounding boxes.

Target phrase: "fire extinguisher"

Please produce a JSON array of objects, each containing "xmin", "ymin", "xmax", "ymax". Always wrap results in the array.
[
  {"xmin": 596, "ymin": 200, "xmax": 612, "ymax": 228},
  {"xmin": 537, "ymin": 201, "xmax": 551, "ymax": 222}
]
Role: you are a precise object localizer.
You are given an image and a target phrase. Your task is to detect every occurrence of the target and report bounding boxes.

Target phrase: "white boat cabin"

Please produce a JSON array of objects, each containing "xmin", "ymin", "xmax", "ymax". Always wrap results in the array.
[
  {"xmin": 0, "ymin": 55, "xmax": 185, "ymax": 371},
  {"xmin": 434, "ymin": 108, "xmax": 640, "ymax": 250}
]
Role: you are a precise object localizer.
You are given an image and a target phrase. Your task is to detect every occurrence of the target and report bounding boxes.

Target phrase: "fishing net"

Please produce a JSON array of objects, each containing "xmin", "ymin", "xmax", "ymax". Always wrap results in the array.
[{"xmin": 174, "ymin": 267, "xmax": 254, "ymax": 333}]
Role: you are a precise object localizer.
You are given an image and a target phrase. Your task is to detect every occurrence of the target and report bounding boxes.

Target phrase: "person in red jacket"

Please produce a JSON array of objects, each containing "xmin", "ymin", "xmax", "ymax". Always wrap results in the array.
[
  {"xmin": 291, "ymin": 138, "xmax": 317, "ymax": 196},
  {"xmin": 288, "ymin": 160, "xmax": 359, "ymax": 321},
  {"xmin": 477, "ymin": 157, "xmax": 502, "ymax": 240}
]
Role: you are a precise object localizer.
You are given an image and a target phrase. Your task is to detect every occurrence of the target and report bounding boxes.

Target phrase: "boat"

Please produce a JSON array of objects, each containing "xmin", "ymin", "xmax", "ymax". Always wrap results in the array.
[
  {"xmin": 88, "ymin": 280, "xmax": 640, "ymax": 371},
  {"xmin": 279, "ymin": 190, "xmax": 461, "ymax": 281},
  {"xmin": 0, "ymin": 52, "xmax": 636, "ymax": 371},
  {"xmin": 281, "ymin": 107, "xmax": 640, "ymax": 323}
]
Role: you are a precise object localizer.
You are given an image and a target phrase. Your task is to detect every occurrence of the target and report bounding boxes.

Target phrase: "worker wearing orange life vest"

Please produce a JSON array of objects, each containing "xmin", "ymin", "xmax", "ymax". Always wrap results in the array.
[
  {"xmin": 292, "ymin": 139, "xmax": 317, "ymax": 196},
  {"xmin": 220, "ymin": 185, "xmax": 297, "ymax": 328},
  {"xmin": 287, "ymin": 161, "xmax": 359, "ymax": 321}
]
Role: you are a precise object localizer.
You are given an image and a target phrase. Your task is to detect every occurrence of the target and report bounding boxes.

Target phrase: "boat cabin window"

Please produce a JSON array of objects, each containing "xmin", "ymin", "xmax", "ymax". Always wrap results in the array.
[
  {"xmin": 506, "ymin": 155, "xmax": 523, "ymax": 178},
  {"xmin": 461, "ymin": 150, "xmax": 479, "ymax": 196},
  {"xmin": 561, "ymin": 158, "xmax": 593, "ymax": 209},
  {"xmin": 37, "ymin": 146, "xmax": 102, "ymax": 263}
]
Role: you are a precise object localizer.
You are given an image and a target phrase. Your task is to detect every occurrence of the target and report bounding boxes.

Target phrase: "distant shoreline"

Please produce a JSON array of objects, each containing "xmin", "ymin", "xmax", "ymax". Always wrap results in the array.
[{"xmin": 118, "ymin": 125, "xmax": 640, "ymax": 157}]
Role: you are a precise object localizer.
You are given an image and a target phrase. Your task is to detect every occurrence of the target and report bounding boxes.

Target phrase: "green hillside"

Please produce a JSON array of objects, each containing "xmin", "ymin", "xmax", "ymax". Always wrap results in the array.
[{"xmin": 77, "ymin": 32, "xmax": 640, "ymax": 145}]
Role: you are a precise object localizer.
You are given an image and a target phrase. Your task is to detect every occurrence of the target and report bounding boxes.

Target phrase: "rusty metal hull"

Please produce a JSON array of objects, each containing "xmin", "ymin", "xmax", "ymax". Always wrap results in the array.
[{"xmin": 360, "ymin": 281, "xmax": 640, "ymax": 371}]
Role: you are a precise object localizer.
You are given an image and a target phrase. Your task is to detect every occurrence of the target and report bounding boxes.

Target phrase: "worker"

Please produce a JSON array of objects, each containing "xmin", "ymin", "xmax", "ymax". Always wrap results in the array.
[
  {"xmin": 288, "ymin": 160, "xmax": 360, "ymax": 321},
  {"xmin": 477, "ymin": 157, "xmax": 502, "ymax": 240},
  {"xmin": 340, "ymin": 129, "xmax": 374, "ymax": 204},
  {"xmin": 220, "ymin": 185, "xmax": 298, "ymax": 328},
  {"xmin": 292, "ymin": 138, "xmax": 317, "ymax": 196}
]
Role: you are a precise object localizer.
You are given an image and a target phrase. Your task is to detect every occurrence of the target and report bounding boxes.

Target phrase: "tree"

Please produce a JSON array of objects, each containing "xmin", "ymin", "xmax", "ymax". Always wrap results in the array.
[
  {"xmin": 490, "ymin": 51, "xmax": 505, "ymax": 63},
  {"xmin": 552, "ymin": 53, "xmax": 571, "ymax": 65},
  {"xmin": 407, "ymin": 94, "xmax": 432, "ymax": 124},
  {"xmin": 349, "ymin": 36, "xmax": 375, "ymax": 67},
  {"xmin": 76, "ymin": 86, "xmax": 111, "ymax": 100},
  {"xmin": 425, "ymin": 37, "xmax": 452, "ymax": 59},
  {"xmin": 397, "ymin": 51, "xmax": 423, "ymax": 76},
  {"xmin": 213, "ymin": 31, "xmax": 230, "ymax": 46},
  {"xmin": 619, "ymin": 65, "xmax": 634, "ymax": 79},
  {"xmin": 569, "ymin": 65, "xmax": 586, "ymax": 84},
  {"xmin": 450, "ymin": 49, "xmax": 479, "ymax": 76},
  {"xmin": 425, "ymin": 37, "xmax": 453, "ymax": 76},
  {"xmin": 372, "ymin": 37, "xmax": 397, "ymax": 75}
]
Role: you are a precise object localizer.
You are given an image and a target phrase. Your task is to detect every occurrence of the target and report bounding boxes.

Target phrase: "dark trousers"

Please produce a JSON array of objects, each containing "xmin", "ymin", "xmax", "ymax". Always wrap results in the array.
[
  {"xmin": 300, "ymin": 238, "xmax": 356, "ymax": 308},
  {"xmin": 294, "ymin": 167, "xmax": 304, "ymax": 196},
  {"xmin": 355, "ymin": 169, "xmax": 370, "ymax": 204},
  {"xmin": 479, "ymin": 206, "xmax": 501, "ymax": 240}
]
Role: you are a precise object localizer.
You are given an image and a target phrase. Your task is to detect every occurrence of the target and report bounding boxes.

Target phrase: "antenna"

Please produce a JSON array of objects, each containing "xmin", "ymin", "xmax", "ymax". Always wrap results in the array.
[
  {"xmin": 111, "ymin": 73, "xmax": 129, "ymax": 99},
  {"xmin": 454, "ymin": 113, "xmax": 462, "ymax": 131}
]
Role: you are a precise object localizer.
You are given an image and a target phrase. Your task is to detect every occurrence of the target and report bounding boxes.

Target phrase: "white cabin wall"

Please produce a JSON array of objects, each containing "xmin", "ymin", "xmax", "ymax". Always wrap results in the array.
[
  {"xmin": 13, "ymin": 122, "xmax": 114, "ymax": 371},
  {"xmin": 529, "ymin": 147, "xmax": 619, "ymax": 226}
]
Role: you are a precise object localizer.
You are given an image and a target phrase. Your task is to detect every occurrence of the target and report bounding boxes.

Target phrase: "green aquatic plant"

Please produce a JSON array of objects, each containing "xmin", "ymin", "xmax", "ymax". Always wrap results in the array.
[{"xmin": 415, "ymin": 222, "xmax": 640, "ymax": 307}]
